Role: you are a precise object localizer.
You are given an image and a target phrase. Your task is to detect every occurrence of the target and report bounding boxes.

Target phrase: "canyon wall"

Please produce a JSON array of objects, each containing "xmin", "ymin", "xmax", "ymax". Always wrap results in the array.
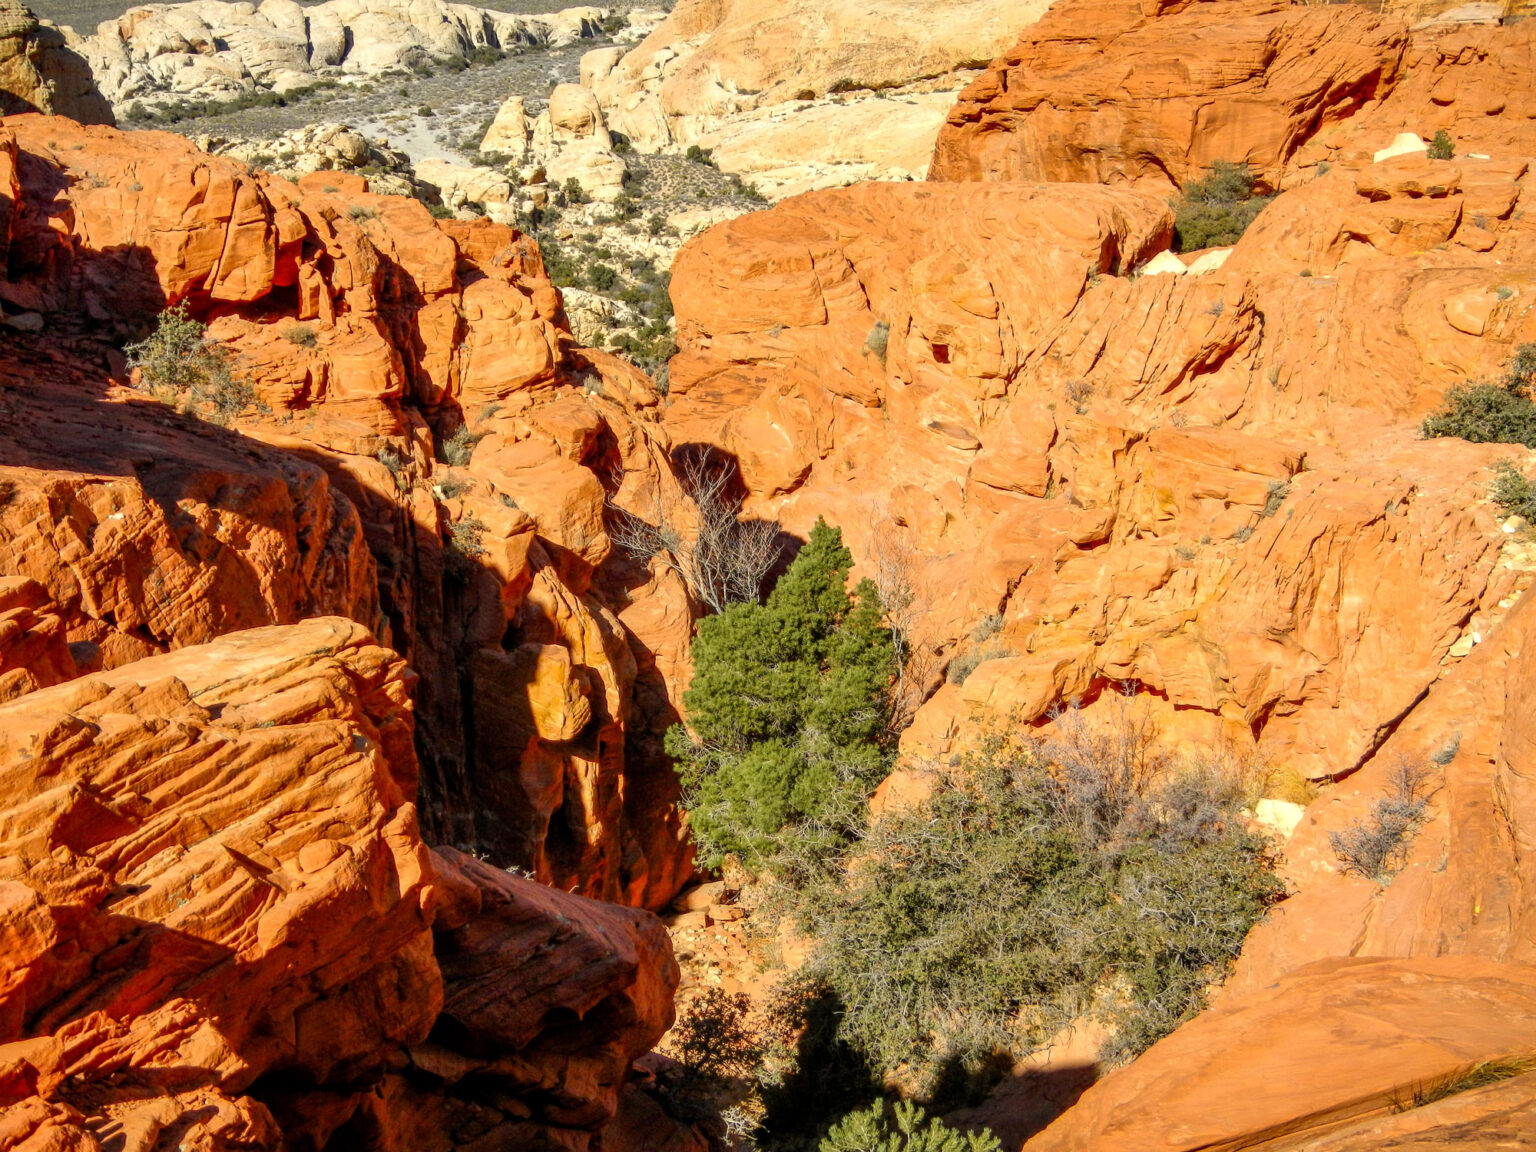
[
  {"xmin": 0, "ymin": 115, "xmax": 696, "ymax": 911},
  {"xmin": 661, "ymin": 160, "xmax": 1535, "ymax": 780}
]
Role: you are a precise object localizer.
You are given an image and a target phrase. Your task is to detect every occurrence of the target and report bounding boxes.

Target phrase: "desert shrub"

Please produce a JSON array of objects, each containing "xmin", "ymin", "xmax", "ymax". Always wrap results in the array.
[
  {"xmin": 562, "ymin": 177, "xmax": 588, "ymax": 205},
  {"xmin": 1259, "ymin": 479, "xmax": 1291, "ymax": 518},
  {"xmin": 648, "ymin": 212, "xmax": 670, "ymax": 236},
  {"xmin": 789, "ymin": 703, "xmax": 1283, "ymax": 1096},
  {"xmin": 1421, "ymin": 343, "xmax": 1536, "ymax": 447},
  {"xmin": 586, "ymin": 263, "xmax": 619, "ymax": 291},
  {"xmin": 821, "ymin": 1101, "xmax": 1001, "ymax": 1152},
  {"xmin": 468, "ymin": 44, "xmax": 503, "ymax": 67},
  {"xmin": 666, "ymin": 519, "xmax": 895, "ymax": 870},
  {"xmin": 126, "ymin": 305, "xmax": 253, "ymax": 425},
  {"xmin": 865, "ymin": 321, "xmax": 890, "ymax": 365},
  {"xmin": 448, "ymin": 514, "xmax": 488, "ymax": 561},
  {"xmin": 1427, "ymin": 128, "xmax": 1455, "ymax": 160},
  {"xmin": 348, "ymin": 204, "xmax": 379, "ymax": 223},
  {"xmin": 280, "ymin": 322, "xmax": 317, "ymax": 348},
  {"xmin": 945, "ymin": 614, "xmax": 1012, "ymax": 686},
  {"xmin": 1171, "ymin": 162, "xmax": 1275, "ymax": 252},
  {"xmin": 608, "ymin": 329, "xmax": 677, "ymax": 374},
  {"xmin": 440, "ymin": 424, "xmax": 483, "ymax": 466},
  {"xmin": 1491, "ymin": 460, "xmax": 1536, "ymax": 522},
  {"xmin": 1329, "ymin": 757, "xmax": 1435, "ymax": 883},
  {"xmin": 685, "ymin": 144, "xmax": 716, "ymax": 166}
]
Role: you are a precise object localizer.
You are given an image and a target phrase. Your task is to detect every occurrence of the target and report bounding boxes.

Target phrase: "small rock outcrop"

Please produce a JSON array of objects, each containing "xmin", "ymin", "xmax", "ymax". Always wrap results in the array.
[{"xmin": 0, "ymin": 0, "xmax": 112, "ymax": 124}]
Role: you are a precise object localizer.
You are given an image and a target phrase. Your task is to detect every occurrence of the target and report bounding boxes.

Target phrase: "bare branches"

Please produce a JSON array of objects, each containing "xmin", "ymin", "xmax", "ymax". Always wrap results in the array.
[
  {"xmin": 608, "ymin": 450, "xmax": 780, "ymax": 614},
  {"xmin": 863, "ymin": 507, "xmax": 939, "ymax": 735}
]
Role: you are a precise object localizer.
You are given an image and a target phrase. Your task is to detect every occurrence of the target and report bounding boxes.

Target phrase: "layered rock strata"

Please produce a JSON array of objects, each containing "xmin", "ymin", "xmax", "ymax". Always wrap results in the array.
[{"xmin": 0, "ymin": 619, "xmax": 686, "ymax": 1150}]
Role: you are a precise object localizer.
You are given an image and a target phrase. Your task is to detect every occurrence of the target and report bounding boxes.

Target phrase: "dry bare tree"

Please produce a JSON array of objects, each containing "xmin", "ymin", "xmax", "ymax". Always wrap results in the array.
[
  {"xmin": 608, "ymin": 450, "xmax": 781, "ymax": 614},
  {"xmin": 862, "ymin": 509, "xmax": 939, "ymax": 735}
]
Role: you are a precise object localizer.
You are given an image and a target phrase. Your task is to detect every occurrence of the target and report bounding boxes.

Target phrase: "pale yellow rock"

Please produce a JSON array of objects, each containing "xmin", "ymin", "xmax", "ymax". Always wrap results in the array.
[{"xmin": 481, "ymin": 94, "xmax": 530, "ymax": 158}]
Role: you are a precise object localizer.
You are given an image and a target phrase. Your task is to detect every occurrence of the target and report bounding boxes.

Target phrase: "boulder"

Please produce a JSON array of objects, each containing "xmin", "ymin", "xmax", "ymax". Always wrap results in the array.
[
  {"xmin": 0, "ymin": 0, "xmax": 113, "ymax": 124},
  {"xmin": 481, "ymin": 93, "xmax": 531, "ymax": 159}
]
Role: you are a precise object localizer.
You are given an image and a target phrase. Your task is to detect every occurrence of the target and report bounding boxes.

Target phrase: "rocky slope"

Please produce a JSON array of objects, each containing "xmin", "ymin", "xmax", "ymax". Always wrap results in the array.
[
  {"xmin": 0, "ymin": 113, "xmax": 696, "ymax": 911},
  {"xmin": 654, "ymin": 0, "xmax": 1536, "ymax": 1143},
  {"xmin": 69, "ymin": 0, "xmax": 608, "ymax": 118}
]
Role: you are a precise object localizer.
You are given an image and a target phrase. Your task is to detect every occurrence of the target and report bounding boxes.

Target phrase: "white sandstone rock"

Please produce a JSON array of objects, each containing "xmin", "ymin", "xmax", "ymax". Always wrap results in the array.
[{"xmin": 1373, "ymin": 132, "xmax": 1429, "ymax": 164}]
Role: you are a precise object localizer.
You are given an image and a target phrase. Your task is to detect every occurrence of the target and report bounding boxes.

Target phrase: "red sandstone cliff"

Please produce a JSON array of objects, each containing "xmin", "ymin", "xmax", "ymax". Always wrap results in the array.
[{"xmin": 0, "ymin": 115, "xmax": 697, "ymax": 911}]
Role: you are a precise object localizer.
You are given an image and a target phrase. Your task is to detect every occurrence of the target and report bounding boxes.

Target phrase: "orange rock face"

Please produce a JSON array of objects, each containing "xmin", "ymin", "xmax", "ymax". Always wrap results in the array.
[
  {"xmin": 931, "ymin": 0, "xmax": 1536, "ymax": 196},
  {"xmin": 0, "ymin": 619, "xmax": 684, "ymax": 1150},
  {"xmin": 0, "ymin": 115, "xmax": 696, "ymax": 910},
  {"xmin": 663, "ymin": 165, "xmax": 1535, "ymax": 780},
  {"xmin": 1024, "ymin": 956, "xmax": 1536, "ymax": 1152},
  {"xmin": 929, "ymin": 0, "xmax": 1409, "ymax": 191}
]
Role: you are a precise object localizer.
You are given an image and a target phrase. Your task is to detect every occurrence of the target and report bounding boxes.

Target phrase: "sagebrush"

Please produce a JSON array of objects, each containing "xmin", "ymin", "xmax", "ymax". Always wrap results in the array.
[
  {"xmin": 1171, "ymin": 162, "xmax": 1274, "ymax": 252},
  {"xmin": 788, "ymin": 702, "xmax": 1284, "ymax": 1097},
  {"xmin": 126, "ymin": 305, "xmax": 253, "ymax": 424},
  {"xmin": 1421, "ymin": 344, "xmax": 1536, "ymax": 447}
]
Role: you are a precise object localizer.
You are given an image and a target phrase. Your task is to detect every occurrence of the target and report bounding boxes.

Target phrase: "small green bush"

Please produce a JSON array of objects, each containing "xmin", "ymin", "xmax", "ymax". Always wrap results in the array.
[
  {"xmin": 667, "ymin": 519, "xmax": 896, "ymax": 870},
  {"xmin": 348, "ymin": 204, "xmax": 379, "ymax": 223},
  {"xmin": 685, "ymin": 144, "xmax": 716, "ymax": 166},
  {"xmin": 125, "ymin": 305, "xmax": 253, "ymax": 425},
  {"xmin": 562, "ymin": 177, "xmax": 588, "ymax": 205},
  {"xmin": 1427, "ymin": 129, "xmax": 1455, "ymax": 160},
  {"xmin": 1171, "ymin": 162, "xmax": 1274, "ymax": 252},
  {"xmin": 1421, "ymin": 343, "xmax": 1536, "ymax": 447},
  {"xmin": 280, "ymin": 322, "xmax": 317, "ymax": 348},
  {"xmin": 820, "ymin": 1101, "xmax": 1001, "ymax": 1152},
  {"xmin": 586, "ymin": 263, "xmax": 619, "ymax": 291},
  {"xmin": 1491, "ymin": 460, "xmax": 1536, "ymax": 522}
]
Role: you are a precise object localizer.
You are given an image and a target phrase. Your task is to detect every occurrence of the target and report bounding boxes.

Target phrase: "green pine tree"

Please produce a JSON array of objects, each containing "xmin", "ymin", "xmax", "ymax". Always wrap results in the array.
[{"xmin": 667, "ymin": 519, "xmax": 896, "ymax": 869}]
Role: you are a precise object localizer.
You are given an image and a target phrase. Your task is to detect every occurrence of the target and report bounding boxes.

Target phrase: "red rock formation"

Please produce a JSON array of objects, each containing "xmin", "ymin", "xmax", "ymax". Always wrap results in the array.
[
  {"xmin": 930, "ymin": 0, "xmax": 1536, "ymax": 196},
  {"xmin": 0, "ymin": 115, "xmax": 696, "ymax": 910},
  {"xmin": 0, "ymin": 619, "xmax": 687, "ymax": 1150},
  {"xmin": 928, "ymin": 0, "xmax": 1408, "ymax": 191},
  {"xmin": 662, "ymin": 166, "xmax": 1535, "ymax": 779}
]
